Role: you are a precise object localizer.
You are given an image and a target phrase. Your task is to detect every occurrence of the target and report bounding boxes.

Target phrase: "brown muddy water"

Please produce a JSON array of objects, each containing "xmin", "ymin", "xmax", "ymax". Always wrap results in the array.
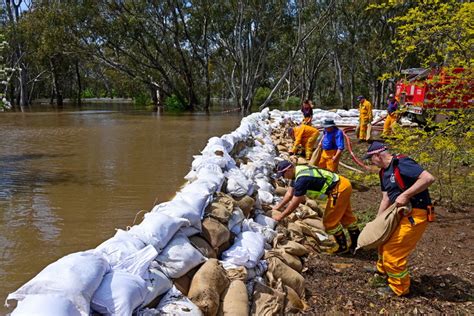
[{"xmin": 0, "ymin": 109, "xmax": 241, "ymax": 309}]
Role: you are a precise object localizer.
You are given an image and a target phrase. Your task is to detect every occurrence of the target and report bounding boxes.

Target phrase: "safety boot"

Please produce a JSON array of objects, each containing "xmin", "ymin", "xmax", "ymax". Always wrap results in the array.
[
  {"xmin": 348, "ymin": 227, "xmax": 360, "ymax": 253},
  {"xmin": 331, "ymin": 231, "xmax": 349, "ymax": 254}
]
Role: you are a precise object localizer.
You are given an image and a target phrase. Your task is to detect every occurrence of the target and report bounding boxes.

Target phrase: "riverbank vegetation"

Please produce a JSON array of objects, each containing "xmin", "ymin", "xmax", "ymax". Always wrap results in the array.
[{"xmin": 0, "ymin": 1, "xmax": 470, "ymax": 114}]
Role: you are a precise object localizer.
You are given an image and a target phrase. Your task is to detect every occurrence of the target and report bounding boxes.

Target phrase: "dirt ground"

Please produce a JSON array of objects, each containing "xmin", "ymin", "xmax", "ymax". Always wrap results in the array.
[{"xmin": 299, "ymin": 139, "xmax": 474, "ymax": 315}]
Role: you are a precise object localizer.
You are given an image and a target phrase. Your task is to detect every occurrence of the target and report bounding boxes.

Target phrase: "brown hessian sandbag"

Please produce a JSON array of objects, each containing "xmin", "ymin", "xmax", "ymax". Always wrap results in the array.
[
  {"xmin": 189, "ymin": 235, "xmax": 217, "ymax": 259},
  {"xmin": 220, "ymin": 280, "xmax": 248, "ymax": 316},
  {"xmin": 357, "ymin": 204, "xmax": 409, "ymax": 250},
  {"xmin": 284, "ymin": 285, "xmax": 306, "ymax": 313},
  {"xmin": 302, "ymin": 218, "xmax": 325, "ymax": 231},
  {"xmin": 233, "ymin": 195, "xmax": 255, "ymax": 218},
  {"xmin": 188, "ymin": 259, "xmax": 230, "ymax": 316},
  {"xmin": 278, "ymin": 240, "xmax": 309, "ymax": 257},
  {"xmin": 267, "ymin": 249, "xmax": 303, "ymax": 273},
  {"xmin": 202, "ymin": 217, "xmax": 231, "ymax": 250},
  {"xmin": 250, "ymin": 281, "xmax": 285, "ymax": 316},
  {"xmin": 266, "ymin": 255, "xmax": 305, "ymax": 298},
  {"xmin": 173, "ymin": 274, "xmax": 191, "ymax": 296},
  {"xmin": 205, "ymin": 202, "xmax": 232, "ymax": 224}
]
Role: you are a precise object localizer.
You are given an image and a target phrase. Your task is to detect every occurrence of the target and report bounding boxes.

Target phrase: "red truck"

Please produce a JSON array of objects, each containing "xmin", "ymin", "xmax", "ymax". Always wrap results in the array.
[{"xmin": 395, "ymin": 67, "xmax": 473, "ymax": 123}]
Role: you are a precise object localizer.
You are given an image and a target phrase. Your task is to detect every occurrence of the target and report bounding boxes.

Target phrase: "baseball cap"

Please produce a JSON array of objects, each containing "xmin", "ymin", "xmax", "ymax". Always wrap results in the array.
[
  {"xmin": 357, "ymin": 95, "xmax": 364, "ymax": 101},
  {"xmin": 363, "ymin": 141, "xmax": 388, "ymax": 159},
  {"xmin": 276, "ymin": 160, "xmax": 293, "ymax": 177}
]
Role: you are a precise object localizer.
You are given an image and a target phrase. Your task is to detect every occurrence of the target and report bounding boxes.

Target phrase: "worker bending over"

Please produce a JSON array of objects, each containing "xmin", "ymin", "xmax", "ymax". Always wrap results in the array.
[
  {"xmin": 364, "ymin": 142, "xmax": 435, "ymax": 297},
  {"xmin": 288, "ymin": 125, "xmax": 320, "ymax": 160},
  {"xmin": 272, "ymin": 161, "xmax": 360, "ymax": 254},
  {"xmin": 318, "ymin": 119, "xmax": 344, "ymax": 172}
]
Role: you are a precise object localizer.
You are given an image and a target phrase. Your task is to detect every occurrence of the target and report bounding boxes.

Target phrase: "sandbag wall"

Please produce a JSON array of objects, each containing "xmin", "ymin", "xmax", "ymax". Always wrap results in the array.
[{"xmin": 6, "ymin": 107, "xmax": 391, "ymax": 316}]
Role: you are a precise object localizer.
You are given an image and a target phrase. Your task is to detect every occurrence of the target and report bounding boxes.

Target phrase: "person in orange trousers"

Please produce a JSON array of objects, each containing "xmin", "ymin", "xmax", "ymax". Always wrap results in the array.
[
  {"xmin": 382, "ymin": 94, "xmax": 399, "ymax": 137},
  {"xmin": 271, "ymin": 161, "xmax": 360, "ymax": 254},
  {"xmin": 357, "ymin": 95, "xmax": 373, "ymax": 141},
  {"xmin": 288, "ymin": 125, "xmax": 320, "ymax": 160},
  {"xmin": 364, "ymin": 142, "xmax": 435, "ymax": 297},
  {"xmin": 318, "ymin": 119, "xmax": 344, "ymax": 172}
]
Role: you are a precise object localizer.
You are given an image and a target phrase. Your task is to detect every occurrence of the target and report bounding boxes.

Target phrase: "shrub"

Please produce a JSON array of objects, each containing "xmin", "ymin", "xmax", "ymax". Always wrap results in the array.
[
  {"xmin": 284, "ymin": 96, "xmax": 301, "ymax": 110},
  {"xmin": 81, "ymin": 88, "xmax": 94, "ymax": 99},
  {"xmin": 253, "ymin": 87, "xmax": 271, "ymax": 107},
  {"xmin": 134, "ymin": 92, "xmax": 152, "ymax": 108},
  {"xmin": 164, "ymin": 94, "xmax": 186, "ymax": 111}
]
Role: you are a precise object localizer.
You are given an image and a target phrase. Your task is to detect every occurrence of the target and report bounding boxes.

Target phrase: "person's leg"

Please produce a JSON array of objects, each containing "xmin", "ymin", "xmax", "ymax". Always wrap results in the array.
[
  {"xmin": 381, "ymin": 208, "xmax": 428, "ymax": 296},
  {"xmin": 359, "ymin": 119, "xmax": 368, "ymax": 140},
  {"xmin": 305, "ymin": 134, "xmax": 318, "ymax": 160},
  {"xmin": 382, "ymin": 115, "xmax": 392, "ymax": 136}
]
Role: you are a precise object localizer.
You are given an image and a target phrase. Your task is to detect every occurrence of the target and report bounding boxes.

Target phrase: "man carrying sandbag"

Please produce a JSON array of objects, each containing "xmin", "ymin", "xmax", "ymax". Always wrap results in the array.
[
  {"xmin": 271, "ymin": 160, "xmax": 360, "ymax": 255},
  {"xmin": 363, "ymin": 142, "xmax": 435, "ymax": 297},
  {"xmin": 288, "ymin": 125, "xmax": 320, "ymax": 160}
]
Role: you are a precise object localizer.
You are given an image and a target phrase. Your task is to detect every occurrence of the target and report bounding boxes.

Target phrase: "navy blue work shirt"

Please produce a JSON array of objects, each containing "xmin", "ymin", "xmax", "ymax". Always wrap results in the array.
[
  {"xmin": 290, "ymin": 177, "xmax": 327, "ymax": 197},
  {"xmin": 380, "ymin": 156, "xmax": 432, "ymax": 209}
]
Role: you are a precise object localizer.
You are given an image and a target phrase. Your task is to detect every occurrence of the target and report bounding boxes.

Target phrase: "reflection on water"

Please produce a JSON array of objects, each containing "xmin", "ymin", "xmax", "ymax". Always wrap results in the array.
[{"xmin": 0, "ymin": 109, "xmax": 241, "ymax": 308}]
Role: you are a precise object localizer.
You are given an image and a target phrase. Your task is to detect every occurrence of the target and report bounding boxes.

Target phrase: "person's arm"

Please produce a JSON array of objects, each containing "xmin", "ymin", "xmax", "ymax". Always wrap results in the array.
[
  {"xmin": 333, "ymin": 131, "xmax": 344, "ymax": 160},
  {"xmin": 272, "ymin": 186, "xmax": 294, "ymax": 211},
  {"xmin": 368, "ymin": 101, "xmax": 374, "ymax": 122},
  {"xmin": 274, "ymin": 195, "xmax": 305, "ymax": 221},
  {"xmin": 395, "ymin": 171, "xmax": 435, "ymax": 206},
  {"xmin": 377, "ymin": 191, "xmax": 391, "ymax": 216},
  {"xmin": 292, "ymin": 128, "xmax": 303, "ymax": 152}
]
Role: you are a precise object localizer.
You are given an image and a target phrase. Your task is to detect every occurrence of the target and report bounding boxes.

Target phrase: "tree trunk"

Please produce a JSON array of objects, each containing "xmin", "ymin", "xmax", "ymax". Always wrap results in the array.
[
  {"xmin": 75, "ymin": 60, "xmax": 82, "ymax": 108},
  {"xmin": 50, "ymin": 58, "xmax": 63, "ymax": 109},
  {"xmin": 334, "ymin": 53, "xmax": 345, "ymax": 109}
]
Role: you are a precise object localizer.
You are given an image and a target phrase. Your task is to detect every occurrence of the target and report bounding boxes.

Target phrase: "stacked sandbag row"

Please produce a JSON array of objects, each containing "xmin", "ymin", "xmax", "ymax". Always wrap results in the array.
[{"xmin": 6, "ymin": 108, "xmax": 363, "ymax": 315}]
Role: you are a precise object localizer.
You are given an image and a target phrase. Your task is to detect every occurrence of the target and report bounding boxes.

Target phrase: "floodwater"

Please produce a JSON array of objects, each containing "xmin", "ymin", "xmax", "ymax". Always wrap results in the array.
[{"xmin": 0, "ymin": 108, "xmax": 241, "ymax": 310}]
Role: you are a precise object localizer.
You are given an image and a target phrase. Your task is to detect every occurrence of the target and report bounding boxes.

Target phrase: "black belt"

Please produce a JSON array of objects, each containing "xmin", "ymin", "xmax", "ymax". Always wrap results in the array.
[{"xmin": 325, "ymin": 180, "xmax": 339, "ymax": 194}]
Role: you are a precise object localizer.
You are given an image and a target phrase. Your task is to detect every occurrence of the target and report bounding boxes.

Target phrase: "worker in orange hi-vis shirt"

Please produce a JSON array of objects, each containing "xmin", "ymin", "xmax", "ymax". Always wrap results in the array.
[
  {"xmin": 357, "ymin": 95, "xmax": 373, "ymax": 141},
  {"xmin": 288, "ymin": 125, "xmax": 320, "ymax": 160}
]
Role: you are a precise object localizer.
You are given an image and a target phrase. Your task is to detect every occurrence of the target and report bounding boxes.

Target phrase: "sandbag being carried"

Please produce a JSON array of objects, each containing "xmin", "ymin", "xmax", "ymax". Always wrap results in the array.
[
  {"xmin": 357, "ymin": 204, "xmax": 408, "ymax": 250},
  {"xmin": 154, "ymin": 234, "xmax": 206, "ymax": 279},
  {"xmin": 7, "ymin": 251, "xmax": 109, "ymax": 316},
  {"xmin": 188, "ymin": 259, "xmax": 230, "ymax": 316}
]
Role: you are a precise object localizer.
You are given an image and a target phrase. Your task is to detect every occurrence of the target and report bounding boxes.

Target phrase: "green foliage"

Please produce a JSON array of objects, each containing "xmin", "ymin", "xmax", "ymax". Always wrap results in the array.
[
  {"xmin": 284, "ymin": 96, "xmax": 301, "ymax": 109},
  {"xmin": 164, "ymin": 94, "xmax": 186, "ymax": 112},
  {"xmin": 253, "ymin": 87, "xmax": 272, "ymax": 107},
  {"xmin": 81, "ymin": 88, "xmax": 95, "ymax": 99},
  {"xmin": 134, "ymin": 93, "xmax": 152, "ymax": 109},
  {"xmin": 388, "ymin": 110, "xmax": 474, "ymax": 210}
]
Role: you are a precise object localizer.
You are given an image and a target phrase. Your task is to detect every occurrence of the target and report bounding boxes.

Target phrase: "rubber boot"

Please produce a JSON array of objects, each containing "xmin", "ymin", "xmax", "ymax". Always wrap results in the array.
[
  {"xmin": 348, "ymin": 228, "xmax": 360, "ymax": 253},
  {"xmin": 332, "ymin": 231, "xmax": 349, "ymax": 254}
]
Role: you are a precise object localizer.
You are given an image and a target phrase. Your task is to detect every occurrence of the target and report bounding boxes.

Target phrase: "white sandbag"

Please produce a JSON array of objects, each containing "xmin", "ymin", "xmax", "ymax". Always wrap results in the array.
[
  {"xmin": 154, "ymin": 234, "xmax": 206, "ymax": 278},
  {"xmin": 6, "ymin": 251, "xmax": 109, "ymax": 316},
  {"xmin": 241, "ymin": 218, "xmax": 277, "ymax": 244},
  {"xmin": 128, "ymin": 213, "xmax": 190, "ymax": 252},
  {"xmin": 11, "ymin": 294, "xmax": 81, "ymax": 316},
  {"xmin": 113, "ymin": 245, "xmax": 158, "ymax": 278},
  {"xmin": 228, "ymin": 207, "xmax": 246, "ymax": 235},
  {"xmin": 255, "ymin": 178, "xmax": 274, "ymax": 193},
  {"xmin": 196, "ymin": 165, "xmax": 225, "ymax": 191},
  {"xmin": 149, "ymin": 286, "xmax": 203, "ymax": 316},
  {"xmin": 153, "ymin": 196, "xmax": 202, "ymax": 236},
  {"xmin": 254, "ymin": 214, "xmax": 277, "ymax": 230},
  {"xmin": 95, "ymin": 229, "xmax": 146, "ymax": 267},
  {"xmin": 225, "ymin": 168, "xmax": 254, "ymax": 197},
  {"xmin": 257, "ymin": 190, "xmax": 274, "ymax": 204},
  {"xmin": 221, "ymin": 231, "xmax": 265, "ymax": 269},
  {"xmin": 178, "ymin": 180, "xmax": 214, "ymax": 212},
  {"xmin": 143, "ymin": 268, "xmax": 173, "ymax": 306},
  {"xmin": 91, "ymin": 270, "xmax": 148, "ymax": 316}
]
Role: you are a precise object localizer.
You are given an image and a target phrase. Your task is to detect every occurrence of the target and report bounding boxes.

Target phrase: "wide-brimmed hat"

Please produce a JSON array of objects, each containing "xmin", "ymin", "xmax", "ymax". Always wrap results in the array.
[
  {"xmin": 363, "ymin": 141, "xmax": 388, "ymax": 159},
  {"xmin": 276, "ymin": 160, "xmax": 293, "ymax": 177},
  {"xmin": 357, "ymin": 95, "xmax": 364, "ymax": 101},
  {"xmin": 322, "ymin": 119, "xmax": 336, "ymax": 128}
]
